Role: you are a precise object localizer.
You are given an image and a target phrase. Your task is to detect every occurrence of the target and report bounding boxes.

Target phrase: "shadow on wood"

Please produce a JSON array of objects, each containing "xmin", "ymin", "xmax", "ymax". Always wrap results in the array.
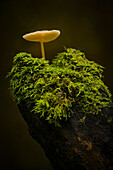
[{"xmin": 18, "ymin": 101, "xmax": 113, "ymax": 170}]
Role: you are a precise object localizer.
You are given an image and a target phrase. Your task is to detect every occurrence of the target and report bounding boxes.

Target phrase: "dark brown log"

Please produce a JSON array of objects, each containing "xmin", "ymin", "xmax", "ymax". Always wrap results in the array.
[{"xmin": 18, "ymin": 101, "xmax": 113, "ymax": 170}]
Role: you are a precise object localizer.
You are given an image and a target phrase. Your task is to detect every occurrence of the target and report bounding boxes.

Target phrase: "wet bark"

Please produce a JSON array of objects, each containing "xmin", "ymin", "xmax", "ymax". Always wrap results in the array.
[{"xmin": 18, "ymin": 101, "xmax": 113, "ymax": 170}]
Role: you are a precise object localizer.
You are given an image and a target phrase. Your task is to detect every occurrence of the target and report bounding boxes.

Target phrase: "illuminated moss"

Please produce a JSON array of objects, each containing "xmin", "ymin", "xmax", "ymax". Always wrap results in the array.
[{"xmin": 7, "ymin": 48, "xmax": 112, "ymax": 126}]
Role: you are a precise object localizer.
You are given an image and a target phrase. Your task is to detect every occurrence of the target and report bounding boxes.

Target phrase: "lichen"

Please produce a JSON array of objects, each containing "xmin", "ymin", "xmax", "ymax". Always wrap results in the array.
[{"xmin": 7, "ymin": 48, "xmax": 112, "ymax": 126}]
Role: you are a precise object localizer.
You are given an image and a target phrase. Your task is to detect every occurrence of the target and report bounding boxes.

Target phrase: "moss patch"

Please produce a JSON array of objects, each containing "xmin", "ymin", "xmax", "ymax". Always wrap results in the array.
[{"xmin": 7, "ymin": 48, "xmax": 112, "ymax": 126}]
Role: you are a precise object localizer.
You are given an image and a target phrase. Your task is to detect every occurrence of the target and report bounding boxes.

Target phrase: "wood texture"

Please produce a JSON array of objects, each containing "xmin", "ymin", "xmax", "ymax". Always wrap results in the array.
[{"xmin": 18, "ymin": 101, "xmax": 113, "ymax": 170}]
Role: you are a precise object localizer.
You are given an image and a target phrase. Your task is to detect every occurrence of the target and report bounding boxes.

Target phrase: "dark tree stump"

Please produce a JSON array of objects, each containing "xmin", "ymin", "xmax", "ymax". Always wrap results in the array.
[{"xmin": 18, "ymin": 101, "xmax": 113, "ymax": 170}]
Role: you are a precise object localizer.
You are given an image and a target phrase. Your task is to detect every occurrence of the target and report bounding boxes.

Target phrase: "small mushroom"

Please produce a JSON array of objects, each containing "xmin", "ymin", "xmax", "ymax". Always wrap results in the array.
[{"xmin": 23, "ymin": 30, "xmax": 60, "ymax": 60}]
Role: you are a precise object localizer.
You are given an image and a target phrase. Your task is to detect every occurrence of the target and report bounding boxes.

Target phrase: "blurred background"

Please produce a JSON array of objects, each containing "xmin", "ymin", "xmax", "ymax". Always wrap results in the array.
[{"xmin": 1, "ymin": 0, "xmax": 113, "ymax": 169}]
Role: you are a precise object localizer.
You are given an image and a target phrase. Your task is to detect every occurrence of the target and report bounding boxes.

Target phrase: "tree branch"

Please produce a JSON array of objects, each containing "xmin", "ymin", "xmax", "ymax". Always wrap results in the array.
[{"xmin": 18, "ymin": 101, "xmax": 113, "ymax": 170}]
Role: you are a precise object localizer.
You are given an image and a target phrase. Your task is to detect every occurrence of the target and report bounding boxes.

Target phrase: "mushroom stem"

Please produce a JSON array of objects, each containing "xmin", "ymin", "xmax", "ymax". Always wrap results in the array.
[{"xmin": 40, "ymin": 41, "xmax": 45, "ymax": 60}]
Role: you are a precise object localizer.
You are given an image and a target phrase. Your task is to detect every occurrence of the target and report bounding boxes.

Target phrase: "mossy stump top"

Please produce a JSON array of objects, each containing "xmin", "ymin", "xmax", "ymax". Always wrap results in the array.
[{"xmin": 7, "ymin": 48, "xmax": 112, "ymax": 126}]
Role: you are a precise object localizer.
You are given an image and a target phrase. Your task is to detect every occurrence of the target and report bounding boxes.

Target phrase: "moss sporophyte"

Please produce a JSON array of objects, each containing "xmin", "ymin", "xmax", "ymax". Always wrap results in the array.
[{"xmin": 7, "ymin": 48, "xmax": 112, "ymax": 126}]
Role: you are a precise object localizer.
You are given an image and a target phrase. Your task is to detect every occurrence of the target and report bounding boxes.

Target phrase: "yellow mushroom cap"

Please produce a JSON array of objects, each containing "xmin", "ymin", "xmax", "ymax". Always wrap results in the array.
[{"xmin": 23, "ymin": 30, "xmax": 60, "ymax": 42}]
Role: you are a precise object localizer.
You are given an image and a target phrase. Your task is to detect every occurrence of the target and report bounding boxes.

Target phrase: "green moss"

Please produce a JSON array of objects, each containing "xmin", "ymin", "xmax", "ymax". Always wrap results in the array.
[{"xmin": 7, "ymin": 48, "xmax": 112, "ymax": 126}]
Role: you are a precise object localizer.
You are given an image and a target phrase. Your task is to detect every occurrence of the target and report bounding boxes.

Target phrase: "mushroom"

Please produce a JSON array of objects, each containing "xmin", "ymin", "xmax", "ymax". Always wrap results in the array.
[{"xmin": 23, "ymin": 30, "xmax": 60, "ymax": 60}]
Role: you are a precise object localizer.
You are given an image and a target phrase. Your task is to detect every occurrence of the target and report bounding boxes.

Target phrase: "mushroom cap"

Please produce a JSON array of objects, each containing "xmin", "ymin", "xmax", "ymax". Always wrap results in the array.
[{"xmin": 23, "ymin": 30, "xmax": 60, "ymax": 42}]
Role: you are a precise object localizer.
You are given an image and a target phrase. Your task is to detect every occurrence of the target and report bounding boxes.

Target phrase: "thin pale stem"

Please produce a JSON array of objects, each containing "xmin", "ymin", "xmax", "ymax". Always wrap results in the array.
[{"xmin": 40, "ymin": 41, "xmax": 45, "ymax": 60}]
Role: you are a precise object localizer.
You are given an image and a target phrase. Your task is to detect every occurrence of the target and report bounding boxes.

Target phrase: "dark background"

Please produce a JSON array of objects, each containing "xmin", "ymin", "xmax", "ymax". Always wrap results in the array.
[{"xmin": 1, "ymin": 0, "xmax": 113, "ymax": 169}]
